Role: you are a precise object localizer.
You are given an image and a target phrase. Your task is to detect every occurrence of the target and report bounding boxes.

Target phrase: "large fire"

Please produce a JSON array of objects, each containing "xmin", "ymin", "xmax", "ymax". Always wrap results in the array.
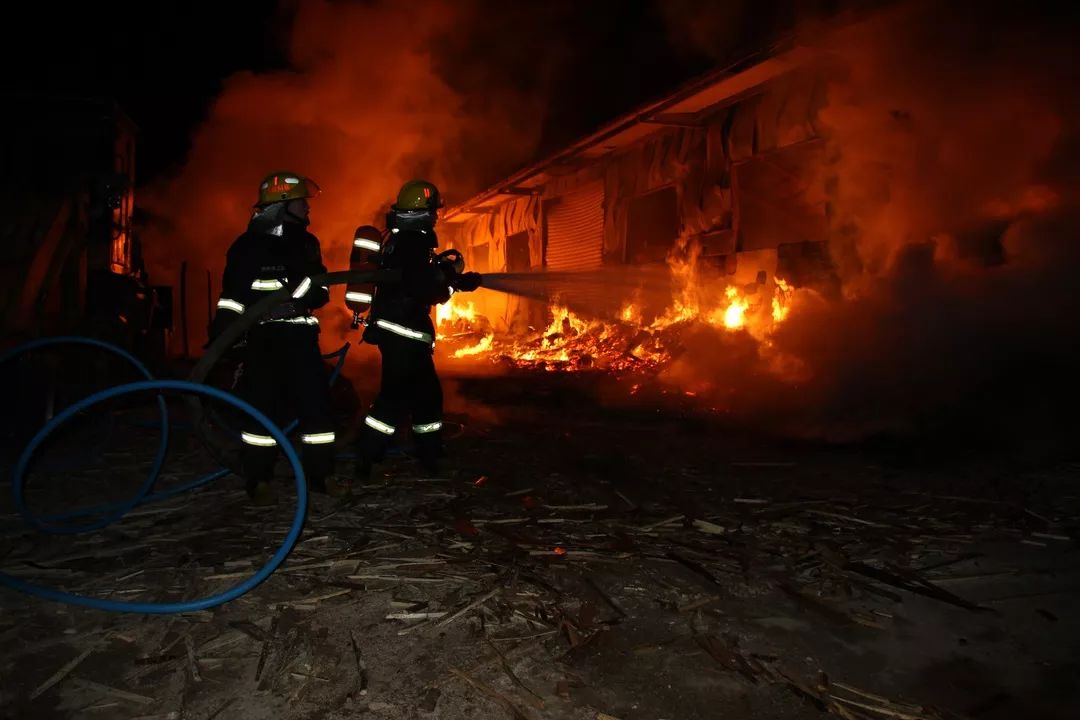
[{"xmin": 435, "ymin": 256, "xmax": 799, "ymax": 377}]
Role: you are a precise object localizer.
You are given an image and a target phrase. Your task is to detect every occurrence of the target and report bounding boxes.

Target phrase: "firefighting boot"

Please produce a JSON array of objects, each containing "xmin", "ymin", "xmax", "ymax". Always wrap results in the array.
[
  {"xmin": 311, "ymin": 474, "xmax": 353, "ymax": 498},
  {"xmin": 246, "ymin": 480, "xmax": 278, "ymax": 507},
  {"xmin": 353, "ymin": 458, "xmax": 372, "ymax": 484},
  {"xmin": 414, "ymin": 433, "xmax": 443, "ymax": 478}
]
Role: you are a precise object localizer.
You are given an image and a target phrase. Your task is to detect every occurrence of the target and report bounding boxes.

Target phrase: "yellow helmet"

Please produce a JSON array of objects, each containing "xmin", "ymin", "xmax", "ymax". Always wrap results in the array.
[
  {"xmin": 392, "ymin": 179, "xmax": 443, "ymax": 211},
  {"xmin": 255, "ymin": 172, "xmax": 320, "ymax": 207}
]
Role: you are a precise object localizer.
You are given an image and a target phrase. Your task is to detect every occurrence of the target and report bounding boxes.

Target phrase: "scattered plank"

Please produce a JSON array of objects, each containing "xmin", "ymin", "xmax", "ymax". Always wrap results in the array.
[
  {"xmin": 183, "ymin": 634, "xmax": 202, "ymax": 683},
  {"xmin": 1031, "ymin": 532, "xmax": 1070, "ymax": 542},
  {"xmin": 387, "ymin": 611, "xmax": 448, "ymax": 621},
  {"xmin": 350, "ymin": 630, "xmax": 368, "ymax": 695},
  {"xmin": 30, "ymin": 646, "xmax": 96, "ymax": 700},
  {"xmin": 484, "ymin": 638, "xmax": 545, "ymax": 709},
  {"xmin": 205, "ymin": 698, "xmax": 237, "ymax": 720},
  {"xmin": 804, "ymin": 509, "xmax": 891, "ymax": 529},
  {"xmin": 692, "ymin": 519, "xmax": 726, "ymax": 535},
  {"xmin": 254, "ymin": 613, "xmax": 280, "ymax": 683},
  {"xmin": 639, "ymin": 515, "xmax": 684, "ymax": 532},
  {"xmin": 273, "ymin": 589, "xmax": 352, "ymax": 608},
  {"xmin": 437, "ymin": 588, "xmax": 502, "ymax": 628},
  {"xmin": 448, "ymin": 667, "xmax": 530, "ymax": 720},
  {"xmin": 72, "ymin": 678, "xmax": 155, "ymax": 706}
]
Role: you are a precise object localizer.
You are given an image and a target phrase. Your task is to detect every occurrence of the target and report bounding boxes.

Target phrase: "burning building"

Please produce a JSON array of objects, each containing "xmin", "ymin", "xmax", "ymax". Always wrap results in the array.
[
  {"xmin": 133, "ymin": 0, "xmax": 1076, "ymax": 442},
  {"xmin": 432, "ymin": 1, "xmax": 1079, "ymax": 447},
  {"xmin": 435, "ymin": 26, "xmax": 837, "ymax": 372}
]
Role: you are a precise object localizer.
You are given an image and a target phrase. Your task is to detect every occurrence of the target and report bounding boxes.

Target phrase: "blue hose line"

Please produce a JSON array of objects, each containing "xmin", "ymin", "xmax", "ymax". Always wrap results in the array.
[
  {"xmin": 1, "ymin": 337, "xmax": 169, "ymax": 534},
  {"xmin": 1, "ymin": 379, "xmax": 306, "ymax": 614},
  {"xmin": 29, "ymin": 340, "xmax": 352, "ymax": 525}
]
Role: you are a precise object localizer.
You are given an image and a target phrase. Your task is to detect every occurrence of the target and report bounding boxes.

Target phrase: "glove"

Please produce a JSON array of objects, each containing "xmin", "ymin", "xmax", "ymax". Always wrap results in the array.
[{"xmin": 454, "ymin": 272, "xmax": 482, "ymax": 292}]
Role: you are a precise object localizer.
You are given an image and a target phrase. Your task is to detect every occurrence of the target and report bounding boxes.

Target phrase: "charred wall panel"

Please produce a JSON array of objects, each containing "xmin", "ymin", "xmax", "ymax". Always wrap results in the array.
[
  {"xmin": 470, "ymin": 242, "xmax": 491, "ymax": 274},
  {"xmin": 507, "ymin": 231, "xmax": 532, "ymax": 273},
  {"xmin": 626, "ymin": 186, "xmax": 679, "ymax": 265},
  {"xmin": 734, "ymin": 140, "xmax": 828, "ymax": 253},
  {"xmin": 450, "ymin": 194, "xmax": 543, "ymax": 333}
]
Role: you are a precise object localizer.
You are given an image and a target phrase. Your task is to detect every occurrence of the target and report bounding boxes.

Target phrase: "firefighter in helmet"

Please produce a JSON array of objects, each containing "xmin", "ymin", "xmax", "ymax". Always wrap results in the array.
[
  {"xmin": 356, "ymin": 179, "xmax": 482, "ymax": 479},
  {"xmin": 209, "ymin": 172, "xmax": 349, "ymax": 504}
]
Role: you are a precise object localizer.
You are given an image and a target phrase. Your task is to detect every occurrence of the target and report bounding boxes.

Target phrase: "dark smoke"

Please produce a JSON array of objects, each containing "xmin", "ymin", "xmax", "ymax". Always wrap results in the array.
[
  {"xmin": 658, "ymin": 2, "xmax": 1080, "ymax": 455},
  {"xmin": 140, "ymin": 0, "xmax": 550, "ymax": 354}
]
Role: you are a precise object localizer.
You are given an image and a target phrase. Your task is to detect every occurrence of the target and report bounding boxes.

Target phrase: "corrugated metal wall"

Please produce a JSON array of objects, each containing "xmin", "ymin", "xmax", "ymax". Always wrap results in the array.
[{"xmin": 544, "ymin": 182, "xmax": 604, "ymax": 270}]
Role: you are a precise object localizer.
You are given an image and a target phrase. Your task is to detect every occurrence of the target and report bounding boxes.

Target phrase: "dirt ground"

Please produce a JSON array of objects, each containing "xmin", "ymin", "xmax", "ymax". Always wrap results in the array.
[{"xmin": 1, "ymin": 368, "xmax": 1078, "ymax": 720}]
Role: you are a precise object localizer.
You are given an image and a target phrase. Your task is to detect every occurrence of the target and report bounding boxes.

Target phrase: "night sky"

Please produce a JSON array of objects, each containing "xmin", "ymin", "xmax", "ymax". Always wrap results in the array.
[{"xmin": 14, "ymin": 0, "xmax": 815, "ymax": 189}]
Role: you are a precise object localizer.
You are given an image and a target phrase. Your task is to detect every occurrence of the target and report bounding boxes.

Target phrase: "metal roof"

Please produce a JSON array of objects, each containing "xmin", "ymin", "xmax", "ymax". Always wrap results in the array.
[
  {"xmin": 442, "ymin": 43, "xmax": 819, "ymax": 222},
  {"xmin": 441, "ymin": 4, "xmax": 908, "ymax": 223}
]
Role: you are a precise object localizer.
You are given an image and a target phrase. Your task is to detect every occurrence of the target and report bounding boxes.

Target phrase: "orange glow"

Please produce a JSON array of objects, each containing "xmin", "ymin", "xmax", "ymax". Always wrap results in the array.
[
  {"xmin": 437, "ymin": 296, "xmax": 495, "ymax": 358},
  {"xmin": 717, "ymin": 286, "xmax": 749, "ymax": 329},
  {"xmin": 135, "ymin": 0, "xmax": 1075, "ymax": 444},
  {"xmin": 772, "ymin": 278, "xmax": 791, "ymax": 323},
  {"xmin": 435, "ymin": 256, "xmax": 799, "ymax": 380},
  {"xmin": 552, "ymin": 546, "xmax": 567, "ymax": 556}
]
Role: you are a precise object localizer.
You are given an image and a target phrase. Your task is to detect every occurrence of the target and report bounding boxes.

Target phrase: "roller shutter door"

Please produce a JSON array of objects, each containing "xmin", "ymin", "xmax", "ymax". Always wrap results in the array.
[{"xmin": 544, "ymin": 182, "xmax": 604, "ymax": 270}]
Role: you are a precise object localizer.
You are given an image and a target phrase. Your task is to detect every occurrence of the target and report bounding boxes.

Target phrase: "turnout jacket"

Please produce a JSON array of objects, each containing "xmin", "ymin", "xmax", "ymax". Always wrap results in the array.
[
  {"xmin": 364, "ymin": 228, "xmax": 452, "ymax": 348},
  {"xmin": 211, "ymin": 221, "xmax": 330, "ymax": 337}
]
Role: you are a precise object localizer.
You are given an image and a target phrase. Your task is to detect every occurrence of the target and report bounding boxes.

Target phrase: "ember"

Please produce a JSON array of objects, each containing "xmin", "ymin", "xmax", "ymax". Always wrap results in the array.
[{"xmin": 436, "ymin": 251, "xmax": 799, "ymax": 382}]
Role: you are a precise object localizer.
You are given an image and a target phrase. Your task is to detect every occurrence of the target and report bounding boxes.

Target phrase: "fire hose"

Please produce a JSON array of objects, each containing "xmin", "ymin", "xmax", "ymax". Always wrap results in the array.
[{"xmin": 0, "ymin": 270, "xmax": 398, "ymax": 614}]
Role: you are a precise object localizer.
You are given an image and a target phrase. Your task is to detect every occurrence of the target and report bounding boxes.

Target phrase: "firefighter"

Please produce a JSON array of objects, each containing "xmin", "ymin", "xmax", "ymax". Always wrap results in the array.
[
  {"xmin": 356, "ymin": 179, "xmax": 482, "ymax": 479},
  {"xmin": 209, "ymin": 171, "xmax": 349, "ymax": 504}
]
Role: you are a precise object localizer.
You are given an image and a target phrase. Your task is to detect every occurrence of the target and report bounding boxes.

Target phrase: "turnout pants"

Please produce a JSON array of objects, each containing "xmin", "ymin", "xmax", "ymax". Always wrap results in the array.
[
  {"xmin": 238, "ymin": 324, "xmax": 335, "ymax": 488},
  {"xmin": 359, "ymin": 334, "xmax": 443, "ymax": 467}
]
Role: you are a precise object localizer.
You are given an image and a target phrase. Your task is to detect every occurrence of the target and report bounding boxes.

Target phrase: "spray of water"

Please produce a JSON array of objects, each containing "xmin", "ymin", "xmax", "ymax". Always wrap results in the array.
[{"xmin": 481, "ymin": 267, "xmax": 677, "ymax": 319}]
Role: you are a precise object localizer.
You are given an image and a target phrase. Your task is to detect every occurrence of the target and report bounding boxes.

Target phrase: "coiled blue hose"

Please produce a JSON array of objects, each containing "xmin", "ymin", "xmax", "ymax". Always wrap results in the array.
[
  {"xmin": 1, "ymin": 380, "xmax": 306, "ymax": 614},
  {"xmin": 0, "ymin": 337, "xmax": 168, "ymax": 534},
  {"xmin": 5, "ymin": 340, "xmax": 350, "ymax": 526},
  {"xmin": 0, "ymin": 337, "xmax": 330, "ymax": 613},
  {"xmin": 1, "ymin": 269, "xmax": 390, "ymax": 613}
]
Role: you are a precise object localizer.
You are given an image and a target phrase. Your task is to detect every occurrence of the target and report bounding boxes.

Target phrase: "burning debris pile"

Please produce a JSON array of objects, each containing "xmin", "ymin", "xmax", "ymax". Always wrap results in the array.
[{"xmin": 437, "ymin": 251, "xmax": 800, "ymax": 377}]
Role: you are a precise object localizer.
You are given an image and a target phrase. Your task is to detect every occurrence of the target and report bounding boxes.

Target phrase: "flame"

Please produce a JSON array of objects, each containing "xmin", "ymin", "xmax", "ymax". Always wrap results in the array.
[
  {"xmin": 453, "ymin": 333, "xmax": 493, "ymax": 358},
  {"xmin": 772, "ymin": 278, "xmax": 791, "ymax": 323},
  {"xmin": 436, "ymin": 297, "xmax": 478, "ymax": 325},
  {"xmin": 709, "ymin": 286, "xmax": 749, "ymax": 329},
  {"xmin": 435, "ymin": 247, "xmax": 800, "ymax": 383},
  {"xmin": 436, "ymin": 295, "xmax": 495, "ymax": 358}
]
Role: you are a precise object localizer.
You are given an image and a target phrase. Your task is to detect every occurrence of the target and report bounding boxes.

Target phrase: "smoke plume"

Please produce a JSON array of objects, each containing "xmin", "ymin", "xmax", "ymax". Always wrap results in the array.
[
  {"xmin": 141, "ymin": 0, "xmax": 548, "ymax": 354},
  {"xmin": 661, "ymin": 2, "xmax": 1080, "ymax": 453}
]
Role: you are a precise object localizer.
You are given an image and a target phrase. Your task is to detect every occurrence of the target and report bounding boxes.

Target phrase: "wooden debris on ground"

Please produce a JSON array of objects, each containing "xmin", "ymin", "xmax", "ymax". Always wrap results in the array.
[{"xmin": 3, "ymin": 412, "xmax": 1077, "ymax": 717}]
